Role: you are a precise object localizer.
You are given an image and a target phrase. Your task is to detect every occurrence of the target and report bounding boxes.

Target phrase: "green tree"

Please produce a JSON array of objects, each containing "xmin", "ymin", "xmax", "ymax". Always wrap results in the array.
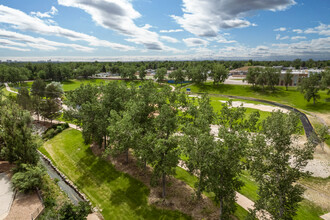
[
  {"xmin": 45, "ymin": 82, "xmax": 64, "ymax": 99},
  {"xmin": 17, "ymin": 87, "xmax": 32, "ymax": 111},
  {"xmin": 210, "ymin": 64, "xmax": 228, "ymax": 86},
  {"xmin": 256, "ymin": 68, "xmax": 268, "ymax": 91},
  {"xmin": 284, "ymin": 69, "xmax": 293, "ymax": 90},
  {"xmin": 139, "ymin": 66, "xmax": 147, "ymax": 80},
  {"xmin": 12, "ymin": 164, "xmax": 45, "ymax": 193},
  {"xmin": 321, "ymin": 69, "xmax": 330, "ymax": 94},
  {"xmin": 316, "ymin": 125, "xmax": 329, "ymax": 151},
  {"xmin": 31, "ymin": 78, "xmax": 46, "ymax": 97},
  {"xmin": 248, "ymin": 111, "xmax": 316, "ymax": 220},
  {"xmin": 265, "ymin": 67, "xmax": 280, "ymax": 90},
  {"xmin": 169, "ymin": 68, "xmax": 185, "ymax": 86},
  {"xmin": 182, "ymin": 94, "xmax": 215, "ymax": 199},
  {"xmin": 154, "ymin": 67, "xmax": 167, "ymax": 83},
  {"xmin": 58, "ymin": 201, "xmax": 91, "ymax": 220},
  {"xmin": 40, "ymin": 98, "xmax": 62, "ymax": 124},
  {"xmin": 298, "ymin": 73, "xmax": 321, "ymax": 104},
  {"xmin": 0, "ymin": 100, "xmax": 39, "ymax": 165},
  {"xmin": 246, "ymin": 67, "xmax": 259, "ymax": 88},
  {"xmin": 205, "ymin": 101, "xmax": 252, "ymax": 219}
]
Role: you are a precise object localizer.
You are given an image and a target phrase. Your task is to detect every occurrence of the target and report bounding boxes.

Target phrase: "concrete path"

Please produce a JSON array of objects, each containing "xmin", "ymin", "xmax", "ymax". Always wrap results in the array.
[
  {"xmin": 321, "ymin": 213, "xmax": 330, "ymax": 220},
  {"xmin": 0, "ymin": 173, "xmax": 15, "ymax": 220},
  {"xmin": 4, "ymin": 83, "xmax": 18, "ymax": 94}
]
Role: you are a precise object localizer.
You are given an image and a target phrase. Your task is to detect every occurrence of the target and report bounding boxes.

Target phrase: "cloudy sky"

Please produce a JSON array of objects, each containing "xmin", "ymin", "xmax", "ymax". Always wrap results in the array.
[{"xmin": 0, "ymin": 0, "xmax": 329, "ymax": 61}]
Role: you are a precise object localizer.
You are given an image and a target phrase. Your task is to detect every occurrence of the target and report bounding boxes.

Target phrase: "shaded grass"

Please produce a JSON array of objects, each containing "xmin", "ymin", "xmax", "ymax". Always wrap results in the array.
[
  {"xmin": 187, "ymin": 83, "xmax": 330, "ymax": 113},
  {"xmin": 40, "ymin": 129, "xmax": 190, "ymax": 220},
  {"xmin": 174, "ymin": 167, "xmax": 249, "ymax": 219}
]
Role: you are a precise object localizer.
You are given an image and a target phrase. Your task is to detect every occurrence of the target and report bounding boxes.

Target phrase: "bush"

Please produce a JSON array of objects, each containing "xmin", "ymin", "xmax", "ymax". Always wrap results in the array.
[
  {"xmin": 12, "ymin": 164, "xmax": 45, "ymax": 193},
  {"xmin": 42, "ymin": 123, "xmax": 69, "ymax": 140},
  {"xmin": 58, "ymin": 201, "xmax": 92, "ymax": 220}
]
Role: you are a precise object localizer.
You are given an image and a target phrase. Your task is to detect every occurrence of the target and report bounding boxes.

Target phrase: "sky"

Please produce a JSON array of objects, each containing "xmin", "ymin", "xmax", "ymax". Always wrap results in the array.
[{"xmin": 0, "ymin": 0, "xmax": 329, "ymax": 61}]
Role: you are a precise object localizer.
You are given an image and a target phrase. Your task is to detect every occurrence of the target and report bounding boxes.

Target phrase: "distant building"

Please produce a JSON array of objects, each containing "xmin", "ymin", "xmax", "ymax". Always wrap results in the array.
[
  {"xmin": 229, "ymin": 66, "xmax": 264, "ymax": 76},
  {"xmin": 279, "ymin": 69, "xmax": 323, "ymax": 86}
]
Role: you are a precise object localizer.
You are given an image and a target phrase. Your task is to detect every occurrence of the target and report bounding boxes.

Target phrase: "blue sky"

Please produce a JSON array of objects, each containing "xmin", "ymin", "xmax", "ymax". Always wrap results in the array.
[{"xmin": 0, "ymin": 0, "xmax": 329, "ymax": 61}]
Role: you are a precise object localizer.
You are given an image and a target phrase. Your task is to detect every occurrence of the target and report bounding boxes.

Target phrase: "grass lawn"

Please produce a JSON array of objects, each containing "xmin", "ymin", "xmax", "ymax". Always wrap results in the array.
[
  {"xmin": 174, "ymin": 167, "xmax": 249, "ymax": 219},
  {"xmin": 40, "ymin": 129, "xmax": 190, "ymax": 220},
  {"xmin": 186, "ymin": 83, "xmax": 330, "ymax": 113},
  {"xmin": 174, "ymin": 167, "xmax": 328, "ymax": 220}
]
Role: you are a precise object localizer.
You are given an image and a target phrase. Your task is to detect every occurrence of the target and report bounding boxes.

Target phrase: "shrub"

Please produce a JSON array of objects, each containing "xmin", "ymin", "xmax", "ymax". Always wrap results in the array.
[
  {"xmin": 42, "ymin": 123, "xmax": 69, "ymax": 140},
  {"xmin": 12, "ymin": 164, "xmax": 45, "ymax": 193}
]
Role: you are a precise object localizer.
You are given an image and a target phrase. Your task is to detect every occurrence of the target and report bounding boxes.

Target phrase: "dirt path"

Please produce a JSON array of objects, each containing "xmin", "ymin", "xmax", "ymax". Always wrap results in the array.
[
  {"xmin": 5, "ymin": 192, "xmax": 43, "ymax": 220},
  {"xmin": 219, "ymin": 100, "xmax": 290, "ymax": 113}
]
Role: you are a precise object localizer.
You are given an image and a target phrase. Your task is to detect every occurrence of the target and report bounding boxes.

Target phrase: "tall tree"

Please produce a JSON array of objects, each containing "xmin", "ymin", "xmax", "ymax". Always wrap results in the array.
[
  {"xmin": 139, "ymin": 66, "xmax": 147, "ymax": 80},
  {"xmin": 284, "ymin": 69, "xmax": 293, "ymax": 90},
  {"xmin": 210, "ymin": 64, "xmax": 228, "ymax": 86},
  {"xmin": 154, "ymin": 67, "xmax": 167, "ymax": 83},
  {"xmin": 17, "ymin": 87, "xmax": 32, "ymax": 111},
  {"xmin": 298, "ymin": 73, "xmax": 321, "ymax": 105},
  {"xmin": 169, "ymin": 68, "xmax": 185, "ymax": 86},
  {"xmin": 246, "ymin": 67, "xmax": 259, "ymax": 88},
  {"xmin": 31, "ymin": 78, "xmax": 46, "ymax": 97},
  {"xmin": 248, "ymin": 111, "xmax": 316, "ymax": 220},
  {"xmin": 40, "ymin": 98, "xmax": 62, "ymax": 124},
  {"xmin": 321, "ymin": 69, "xmax": 330, "ymax": 94},
  {"xmin": 45, "ymin": 81, "xmax": 64, "ymax": 99},
  {"xmin": 182, "ymin": 94, "xmax": 215, "ymax": 199}
]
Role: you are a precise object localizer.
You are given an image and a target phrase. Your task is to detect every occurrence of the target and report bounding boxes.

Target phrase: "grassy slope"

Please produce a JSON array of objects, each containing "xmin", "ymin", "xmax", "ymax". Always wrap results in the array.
[
  {"xmin": 40, "ymin": 129, "xmax": 189, "ymax": 220},
  {"xmin": 187, "ymin": 83, "xmax": 330, "ymax": 113},
  {"xmin": 174, "ymin": 167, "xmax": 328, "ymax": 220}
]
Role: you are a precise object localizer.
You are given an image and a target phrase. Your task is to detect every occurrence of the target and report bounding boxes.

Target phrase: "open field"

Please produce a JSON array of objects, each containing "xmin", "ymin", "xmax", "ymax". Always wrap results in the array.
[
  {"xmin": 40, "ymin": 129, "xmax": 189, "ymax": 220},
  {"xmin": 185, "ymin": 83, "xmax": 330, "ymax": 113}
]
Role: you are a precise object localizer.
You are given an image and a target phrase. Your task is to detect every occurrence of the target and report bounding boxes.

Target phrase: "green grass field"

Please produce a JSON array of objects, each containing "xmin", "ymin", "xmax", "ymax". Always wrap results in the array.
[
  {"xmin": 11, "ymin": 79, "xmax": 146, "ymax": 93},
  {"xmin": 185, "ymin": 83, "xmax": 330, "ymax": 113},
  {"xmin": 40, "ymin": 129, "xmax": 190, "ymax": 220},
  {"xmin": 174, "ymin": 167, "xmax": 328, "ymax": 220}
]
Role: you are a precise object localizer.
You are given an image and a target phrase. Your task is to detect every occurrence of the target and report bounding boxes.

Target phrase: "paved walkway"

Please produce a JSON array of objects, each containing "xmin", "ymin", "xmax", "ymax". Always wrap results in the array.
[
  {"xmin": 4, "ymin": 83, "xmax": 18, "ymax": 94},
  {"xmin": 0, "ymin": 173, "xmax": 14, "ymax": 220}
]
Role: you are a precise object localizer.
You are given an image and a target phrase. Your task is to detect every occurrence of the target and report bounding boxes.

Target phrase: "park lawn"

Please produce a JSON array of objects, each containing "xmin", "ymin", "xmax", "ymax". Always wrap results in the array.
[
  {"xmin": 187, "ymin": 83, "xmax": 330, "ymax": 113},
  {"xmin": 174, "ymin": 167, "xmax": 328, "ymax": 220},
  {"xmin": 174, "ymin": 167, "xmax": 249, "ymax": 219},
  {"xmin": 40, "ymin": 129, "xmax": 190, "ymax": 220}
]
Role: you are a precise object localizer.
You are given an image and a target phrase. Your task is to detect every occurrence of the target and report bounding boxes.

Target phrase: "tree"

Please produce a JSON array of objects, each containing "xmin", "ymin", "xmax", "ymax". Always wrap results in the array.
[
  {"xmin": 316, "ymin": 125, "xmax": 329, "ymax": 151},
  {"xmin": 58, "ymin": 201, "xmax": 91, "ymax": 220},
  {"xmin": 139, "ymin": 66, "xmax": 147, "ymax": 80},
  {"xmin": 17, "ymin": 87, "xmax": 32, "ymax": 111},
  {"xmin": 12, "ymin": 164, "xmax": 45, "ymax": 193},
  {"xmin": 45, "ymin": 81, "xmax": 64, "ymax": 99},
  {"xmin": 170, "ymin": 68, "xmax": 186, "ymax": 86},
  {"xmin": 256, "ymin": 68, "xmax": 268, "ymax": 91},
  {"xmin": 0, "ymin": 100, "xmax": 39, "ymax": 165},
  {"xmin": 127, "ymin": 67, "xmax": 137, "ymax": 80},
  {"xmin": 182, "ymin": 94, "xmax": 215, "ymax": 199},
  {"xmin": 298, "ymin": 73, "xmax": 321, "ymax": 105},
  {"xmin": 204, "ymin": 101, "xmax": 253, "ymax": 219},
  {"xmin": 248, "ymin": 111, "xmax": 316, "ymax": 220},
  {"xmin": 31, "ymin": 78, "xmax": 46, "ymax": 97},
  {"xmin": 210, "ymin": 64, "xmax": 228, "ymax": 86},
  {"xmin": 246, "ymin": 67, "xmax": 259, "ymax": 87},
  {"xmin": 150, "ymin": 103, "xmax": 180, "ymax": 198},
  {"xmin": 321, "ymin": 69, "xmax": 330, "ymax": 94},
  {"xmin": 265, "ymin": 67, "xmax": 280, "ymax": 90},
  {"xmin": 40, "ymin": 98, "xmax": 62, "ymax": 124},
  {"xmin": 154, "ymin": 67, "xmax": 167, "ymax": 83},
  {"xmin": 284, "ymin": 69, "xmax": 293, "ymax": 90}
]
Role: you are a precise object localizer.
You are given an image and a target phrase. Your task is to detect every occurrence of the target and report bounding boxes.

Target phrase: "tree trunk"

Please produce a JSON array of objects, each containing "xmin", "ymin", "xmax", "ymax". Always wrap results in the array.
[
  {"xmin": 286, "ymin": 85, "xmax": 288, "ymax": 91},
  {"xmin": 126, "ymin": 148, "xmax": 129, "ymax": 164},
  {"xmin": 162, "ymin": 172, "xmax": 166, "ymax": 198},
  {"xmin": 219, "ymin": 196, "xmax": 224, "ymax": 220},
  {"xmin": 313, "ymin": 97, "xmax": 316, "ymax": 105},
  {"xmin": 197, "ymin": 171, "xmax": 203, "ymax": 200}
]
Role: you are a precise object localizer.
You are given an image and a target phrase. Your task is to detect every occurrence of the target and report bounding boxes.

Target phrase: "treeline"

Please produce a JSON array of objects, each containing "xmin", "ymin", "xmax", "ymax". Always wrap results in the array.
[
  {"xmin": 64, "ymin": 81, "xmax": 316, "ymax": 219},
  {"xmin": 1, "ymin": 59, "xmax": 329, "ymax": 84}
]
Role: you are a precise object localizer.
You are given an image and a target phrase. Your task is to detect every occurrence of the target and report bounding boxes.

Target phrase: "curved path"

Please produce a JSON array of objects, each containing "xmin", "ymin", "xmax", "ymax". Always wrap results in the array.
[{"xmin": 196, "ymin": 93, "xmax": 315, "ymax": 137}]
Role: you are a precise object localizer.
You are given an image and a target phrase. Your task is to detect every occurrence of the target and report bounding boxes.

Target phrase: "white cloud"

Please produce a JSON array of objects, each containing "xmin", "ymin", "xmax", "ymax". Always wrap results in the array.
[
  {"xmin": 274, "ymin": 27, "xmax": 286, "ymax": 31},
  {"xmin": 291, "ymin": 36, "xmax": 306, "ymax": 40},
  {"xmin": 0, "ymin": 45, "xmax": 30, "ymax": 52},
  {"xmin": 183, "ymin": 38, "xmax": 208, "ymax": 47},
  {"xmin": 159, "ymin": 29, "xmax": 184, "ymax": 33},
  {"xmin": 0, "ymin": 5, "xmax": 134, "ymax": 51},
  {"xmin": 57, "ymin": 0, "xmax": 170, "ymax": 51},
  {"xmin": 172, "ymin": 0, "xmax": 296, "ymax": 37},
  {"xmin": 304, "ymin": 23, "xmax": 330, "ymax": 36},
  {"xmin": 0, "ymin": 29, "xmax": 94, "ymax": 52},
  {"xmin": 31, "ymin": 6, "xmax": 58, "ymax": 18},
  {"xmin": 160, "ymin": 36, "xmax": 179, "ymax": 43},
  {"xmin": 293, "ymin": 29, "xmax": 303, "ymax": 34},
  {"xmin": 276, "ymin": 34, "xmax": 289, "ymax": 40}
]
